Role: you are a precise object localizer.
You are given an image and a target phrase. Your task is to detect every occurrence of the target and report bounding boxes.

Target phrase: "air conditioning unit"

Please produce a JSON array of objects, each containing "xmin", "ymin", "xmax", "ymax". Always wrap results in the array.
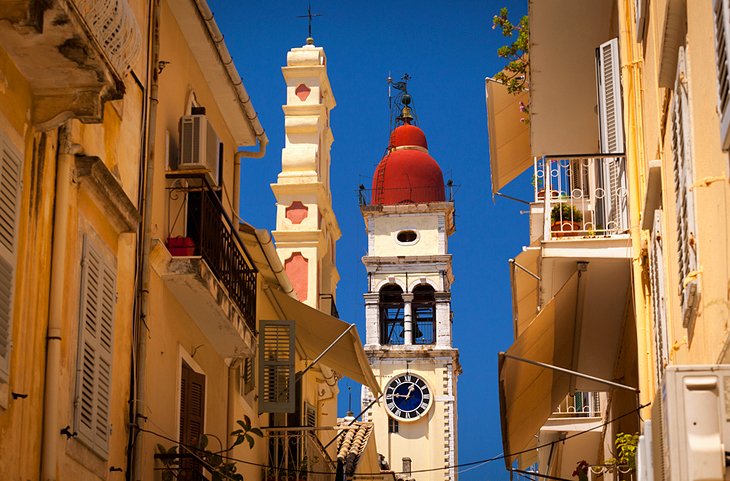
[
  {"xmin": 179, "ymin": 114, "xmax": 221, "ymax": 185},
  {"xmin": 640, "ymin": 365, "xmax": 730, "ymax": 481}
]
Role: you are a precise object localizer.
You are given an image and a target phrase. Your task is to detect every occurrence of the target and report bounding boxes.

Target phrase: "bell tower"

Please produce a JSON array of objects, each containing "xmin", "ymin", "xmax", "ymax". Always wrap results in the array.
[
  {"xmin": 271, "ymin": 39, "xmax": 340, "ymax": 312},
  {"xmin": 361, "ymin": 94, "xmax": 460, "ymax": 481}
]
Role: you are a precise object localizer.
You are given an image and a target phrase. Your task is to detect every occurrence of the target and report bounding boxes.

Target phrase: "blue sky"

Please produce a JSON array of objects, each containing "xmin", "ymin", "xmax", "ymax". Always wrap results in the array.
[{"xmin": 210, "ymin": 1, "xmax": 529, "ymax": 479}]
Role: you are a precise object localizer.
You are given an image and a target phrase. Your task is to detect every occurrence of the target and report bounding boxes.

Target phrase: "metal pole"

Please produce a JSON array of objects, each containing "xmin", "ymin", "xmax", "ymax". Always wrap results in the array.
[
  {"xmin": 500, "ymin": 352, "xmax": 639, "ymax": 393},
  {"xmin": 296, "ymin": 324, "xmax": 355, "ymax": 381}
]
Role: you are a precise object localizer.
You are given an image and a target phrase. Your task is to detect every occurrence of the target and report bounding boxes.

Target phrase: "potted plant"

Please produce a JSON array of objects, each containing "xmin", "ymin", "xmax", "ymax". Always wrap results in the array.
[{"xmin": 551, "ymin": 203, "xmax": 583, "ymax": 237}]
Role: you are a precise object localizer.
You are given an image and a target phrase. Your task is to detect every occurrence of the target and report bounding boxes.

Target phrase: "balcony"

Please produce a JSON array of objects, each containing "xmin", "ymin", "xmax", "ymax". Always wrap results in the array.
[
  {"xmin": 264, "ymin": 428, "xmax": 337, "ymax": 481},
  {"xmin": 153, "ymin": 172, "xmax": 257, "ymax": 358},
  {"xmin": 0, "ymin": 0, "xmax": 141, "ymax": 128}
]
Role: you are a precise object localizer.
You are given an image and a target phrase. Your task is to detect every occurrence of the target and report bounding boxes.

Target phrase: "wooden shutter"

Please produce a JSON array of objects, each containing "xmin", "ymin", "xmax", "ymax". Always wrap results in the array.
[
  {"xmin": 714, "ymin": 0, "xmax": 730, "ymax": 150},
  {"xmin": 241, "ymin": 355, "xmax": 255, "ymax": 395},
  {"xmin": 258, "ymin": 319, "xmax": 295, "ymax": 413},
  {"xmin": 179, "ymin": 362, "xmax": 205, "ymax": 481},
  {"xmin": 649, "ymin": 212, "xmax": 669, "ymax": 385},
  {"xmin": 671, "ymin": 46, "xmax": 700, "ymax": 327},
  {"xmin": 74, "ymin": 236, "xmax": 116, "ymax": 457},
  {"xmin": 0, "ymin": 137, "xmax": 21, "ymax": 383},
  {"xmin": 596, "ymin": 38, "xmax": 629, "ymax": 232}
]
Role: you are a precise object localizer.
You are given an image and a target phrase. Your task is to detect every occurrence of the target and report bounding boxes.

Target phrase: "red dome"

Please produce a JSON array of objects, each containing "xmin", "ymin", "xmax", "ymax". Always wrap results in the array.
[
  {"xmin": 389, "ymin": 124, "xmax": 428, "ymax": 149},
  {"xmin": 372, "ymin": 125, "xmax": 445, "ymax": 205}
]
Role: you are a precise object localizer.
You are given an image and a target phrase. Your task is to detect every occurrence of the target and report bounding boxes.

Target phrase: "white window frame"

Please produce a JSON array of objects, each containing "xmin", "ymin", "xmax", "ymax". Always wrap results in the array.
[
  {"xmin": 713, "ymin": 0, "xmax": 730, "ymax": 151},
  {"xmin": 73, "ymin": 234, "xmax": 117, "ymax": 458},
  {"xmin": 0, "ymin": 133, "xmax": 21, "ymax": 386},
  {"xmin": 671, "ymin": 46, "xmax": 700, "ymax": 328}
]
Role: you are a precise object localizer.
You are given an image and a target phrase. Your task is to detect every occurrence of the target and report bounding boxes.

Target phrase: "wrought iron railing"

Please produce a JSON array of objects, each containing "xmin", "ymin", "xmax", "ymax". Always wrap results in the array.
[
  {"xmin": 264, "ymin": 428, "xmax": 336, "ymax": 481},
  {"xmin": 166, "ymin": 173, "xmax": 257, "ymax": 332},
  {"xmin": 552, "ymin": 391, "xmax": 601, "ymax": 418},
  {"xmin": 534, "ymin": 154, "xmax": 629, "ymax": 240},
  {"xmin": 358, "ymin": 184, "xmax": 454, "ymax": 206},
  {"xmin": 413, "ymin": 304, "xmax": 435, "ymax": 345}
]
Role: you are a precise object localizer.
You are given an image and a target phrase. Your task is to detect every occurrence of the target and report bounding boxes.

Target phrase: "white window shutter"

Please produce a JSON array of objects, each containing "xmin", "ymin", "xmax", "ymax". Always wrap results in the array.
[
  {"xmin": 74, "ymin": 237, "xmax": 116, "ymax": 457},
  {"xmin": 649, "ymin": 211, "xmax": 669, "ymax": 385},
  {"xmin": 0, "ymin": 137, "xmax": 21, "ymax": 383},
  {"xmin": 672, "ymin": 46, "xmax": 699, "ymax": 328},
  {"xmin": 713, "ymin": 0, "xmax": 730, "ymax": 150},
  {"xmin": 258, "ymin": 319, "xmax": 295, "ymax": 413},
  {"xmin": 596, "ymin": 38, "xmax": 629, "ymax": 231}
]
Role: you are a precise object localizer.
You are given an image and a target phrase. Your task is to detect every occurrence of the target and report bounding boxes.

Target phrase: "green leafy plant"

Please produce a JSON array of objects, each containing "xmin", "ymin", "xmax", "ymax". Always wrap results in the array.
[
  {"xmin": 492, "ymin": 8, "xmax": 530, "ymax": 121},
  {"xmin": 156, "ymin": 415, "xmax": 263, "ymax": 481},
  {"xmin": 572, "ymin": 460, "xmax": 589, "ymax": 481},
  {"xmin": 605, "ymin": 432, "xmax": 639, "ymax": 469},
  {"xmin": 551, "ymin": 203, "xmax": 583, "ymax": 223}
]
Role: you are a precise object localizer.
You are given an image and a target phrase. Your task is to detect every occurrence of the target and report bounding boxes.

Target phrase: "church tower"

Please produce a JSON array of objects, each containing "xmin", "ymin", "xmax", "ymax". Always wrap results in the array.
[
  {"xmin": 361, "ymin": 95, "xmax": 459, "ymax": 481},
  {"xmin": 271, "ymin": 39, "xmax": 340, "ymax": 312}
]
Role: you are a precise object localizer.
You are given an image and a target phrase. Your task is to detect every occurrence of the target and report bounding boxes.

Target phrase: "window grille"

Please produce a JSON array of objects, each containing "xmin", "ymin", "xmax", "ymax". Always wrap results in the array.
[
  {"xmin": 671, "ymin": 46, "xmax": 700, "ymax": 328},
  {"xmin": 74, "ymin": 236, "xmax": 117, "ymax": 457},
  {"xmin": 412, "ymin": 285, "xmax": 436, "ymax": 345},
  {"xmin": 0, "ymin": 135, "xmax": 21, "ymax": 384},
  {"xmin": 379, "ymin": 285, "xmax": 404, "ymax": 345}
]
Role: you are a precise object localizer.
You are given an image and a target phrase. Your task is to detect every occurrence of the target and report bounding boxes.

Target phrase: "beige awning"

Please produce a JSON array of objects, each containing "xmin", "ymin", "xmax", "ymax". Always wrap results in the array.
[
  {"xmin": 268, "ymin": 288, "xmax": 381, "ymax": 396},
  {"xmin": 510, "ymin": 247, "xmax": 540, "ymax": 338},
  {"xmin": 499, "ymin": 272, "xmax": 579, "ymax": 468},
  {"xmin": 485, "ymin": 77, "xmax": 531, "ymax": 193}
]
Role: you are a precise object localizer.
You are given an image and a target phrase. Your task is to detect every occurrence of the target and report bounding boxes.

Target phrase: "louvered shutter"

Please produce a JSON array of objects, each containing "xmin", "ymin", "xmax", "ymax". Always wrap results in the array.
[
  {"xmin": 241, "ymin": 355, "xmax": 255, "ymax": 395},
  {"xmin": 258, "ymin": 319, "xmax": 295, "ymax": 413},
  {"xmin": 0, "ymin": 138, "xmax": 21, "ymax": 383},
  {"xmin": 671, "ymin": 46, "xmax": 700, "ymax": 327},
  {"xmin": 596, "ymin": 38, "xmax": 629, "ymax": 232},
  {"xmin": 74, "ymin": 237, "xmax": 116, "ymax": 457},
  {"xmin": 635, "ymin": 0, "xmax": 648, "ymax": 42},
  {"xmin": 649, "ymin": 212, "xmax": 669, "ymax": 385},
  {"xmin": 179, "ymin": 362, "xmax": 205, "ymax": 481},
  {"xmin": 714, "ymin": 0, "xmax": 730, "ymax": 150}
]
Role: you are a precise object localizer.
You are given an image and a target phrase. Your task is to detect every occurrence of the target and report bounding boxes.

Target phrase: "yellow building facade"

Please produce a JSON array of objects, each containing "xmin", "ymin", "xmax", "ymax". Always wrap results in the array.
[{"xmin": 489, "ymin": 0, "xmax": 730, "ymax": 479}]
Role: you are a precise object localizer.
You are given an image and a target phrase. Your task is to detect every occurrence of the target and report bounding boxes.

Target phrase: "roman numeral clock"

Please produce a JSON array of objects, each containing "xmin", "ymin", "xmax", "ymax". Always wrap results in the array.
[
  {"xmin": 385, "ymin": 373, "xmax": 432, "ymax": 421},
  {"xmin": 360, "ymin": 106, "xmax": 460, "ymax": 481}
]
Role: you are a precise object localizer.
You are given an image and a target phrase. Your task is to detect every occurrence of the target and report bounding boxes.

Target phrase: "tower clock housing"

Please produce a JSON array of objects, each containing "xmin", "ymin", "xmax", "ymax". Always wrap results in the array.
[{"xmin": 361, "ymin": 119, "xmax": 460, "ymax": 481}]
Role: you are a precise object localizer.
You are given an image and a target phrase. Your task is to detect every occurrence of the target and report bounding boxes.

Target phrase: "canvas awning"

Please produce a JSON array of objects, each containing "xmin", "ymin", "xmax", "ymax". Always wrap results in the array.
[
  {"xmin": 268, "ymin": 288, "xmax": 381, "ymax": 396},
  {"xmin": 485, "ymin": 77, "xmax": 531, "ymax": 193},
  {"xmin": 498, "ymin": 272, "xmax": 579, "ymax": 468},
  {"xmin": 510, "ymin": 247, "xmax": 540, "ymax": 338}
]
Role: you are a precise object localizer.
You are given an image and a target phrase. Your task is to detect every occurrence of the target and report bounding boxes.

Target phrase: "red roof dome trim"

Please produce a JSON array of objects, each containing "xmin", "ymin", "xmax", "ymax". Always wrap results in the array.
[
  {"xmin": 390, "ymin": 145, "xmax": 429, "ymax": 153},
  {"xmin": 389, "ymin": 124, "xmax": 428, "ymax": 149}
]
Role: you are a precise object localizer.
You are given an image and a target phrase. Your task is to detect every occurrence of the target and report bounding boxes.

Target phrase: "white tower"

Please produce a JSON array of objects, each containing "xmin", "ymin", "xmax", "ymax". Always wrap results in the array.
[
  {"xmin": 271, "ymin": 39, "xmax": 340, "ymax": 312},
  {"xmin": 361, "ymin": 108, "xmax": 460, "ymax": 481}
]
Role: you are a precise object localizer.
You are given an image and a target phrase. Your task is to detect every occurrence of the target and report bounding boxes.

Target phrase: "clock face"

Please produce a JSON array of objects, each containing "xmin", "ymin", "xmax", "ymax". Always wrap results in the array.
[{"xmin": 384, "ymin": 373, "xmax": 432, "ymax": 421}]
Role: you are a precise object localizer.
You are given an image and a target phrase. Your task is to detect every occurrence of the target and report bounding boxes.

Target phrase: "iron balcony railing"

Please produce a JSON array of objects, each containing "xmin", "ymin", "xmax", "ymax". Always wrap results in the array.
[
  {"xmin": 534, "ymin": 154, "xmax": 629, "ymax": 240},
  {"xmin": 264, "ymin": 428, "xmax": 337, "ymax": 481},
  {"xmin": 551, "ymin": 391, "xmax": 601, "ymax": 418},
  {"xmin": 166, "ymin": 172, "xmax": 257, "ymax": 332},
  {"xmin": 358, "ymin": 184, "xmax": 454, "ymax": 207}
]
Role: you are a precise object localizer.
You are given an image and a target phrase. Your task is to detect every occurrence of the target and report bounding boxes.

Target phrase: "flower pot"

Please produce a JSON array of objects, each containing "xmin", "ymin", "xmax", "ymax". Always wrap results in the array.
[
  {"xmin": 167, "ymin": 236, "xmax": 195, "ymax": 256},
  {"xmin": 551, "ymin": 221, "xmax": 582, "ymax": 238}
]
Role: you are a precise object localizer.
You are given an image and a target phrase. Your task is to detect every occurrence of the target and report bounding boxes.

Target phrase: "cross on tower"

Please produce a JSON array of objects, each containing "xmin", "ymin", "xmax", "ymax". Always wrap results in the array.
[{"xmin": 297, "ymin": 3, "xmax": 322, "ymax": 43}]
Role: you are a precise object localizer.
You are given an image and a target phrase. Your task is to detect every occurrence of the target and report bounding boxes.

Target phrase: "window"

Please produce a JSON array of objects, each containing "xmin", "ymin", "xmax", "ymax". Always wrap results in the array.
[
  {"xmin": 303, "ymin": 402, "xmax": 316, "ymax": 427},
  {"xmin": 179, "ymin": 361, "xmax": 205, "ymax": 481},
  {"xmin": 713, "ymin": 0, "xmax": 730, "ymax": 150},
  {"xmin": 241, "ymin": 355, "xmax": 255, "ymax": 395},
  {"xmin": 395, "ymin": 230, "xmax": 418, "ymax": 244},
  {"xmin": 412, "ymin": 285, "xmax": 436, "ymax": 345},
  {"xmin": 259, "ymin": 319, "xmax": 296, "ymax": 413},
  {"xmin": 0, "ymin": 135, "xmax": 21, "ymax": 384},
  {"xmin": 649, "ymin": 212, "xmax": 670, "ymax": 384},
  {"xmin": 74, "ymin": 236, "xmax": 117, "ymax": 457},
  {"xmin": 379, "ymin": 285, "xmax": 404, "ymax": 345},
  {"xmin": 388, "ymin": 416, "xmax": 399, "ymax": 433},
  {"xmin": 671, "ymin": 46, "xmax": 700, "ymax": 328}
]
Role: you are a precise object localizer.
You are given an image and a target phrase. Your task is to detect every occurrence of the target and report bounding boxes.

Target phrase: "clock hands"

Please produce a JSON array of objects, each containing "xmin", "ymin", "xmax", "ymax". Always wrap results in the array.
[{"xmin": 392, "ymin": 384, "xmax": 416, "ymax": 400}]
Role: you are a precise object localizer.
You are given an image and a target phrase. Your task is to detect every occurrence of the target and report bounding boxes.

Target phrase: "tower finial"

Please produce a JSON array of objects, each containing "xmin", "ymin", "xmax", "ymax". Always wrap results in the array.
[
  {"xmin": 297, "ymin": 3, "xmax": 321, "ymax": 45},
  {"xmin": 391, "ymin": 73, "xmax": 415, "ymax": 126}
]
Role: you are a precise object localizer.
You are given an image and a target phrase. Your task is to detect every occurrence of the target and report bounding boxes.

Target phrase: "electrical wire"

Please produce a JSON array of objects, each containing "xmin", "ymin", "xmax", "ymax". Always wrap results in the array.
[{"xmin": 139, "ymin": 401, "xmax": 650, "ymax": 477}]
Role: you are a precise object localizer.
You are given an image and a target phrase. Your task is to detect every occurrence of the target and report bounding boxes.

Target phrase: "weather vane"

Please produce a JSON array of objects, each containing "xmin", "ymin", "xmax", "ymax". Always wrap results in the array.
[
  {"xmin": 388, "ymin": 73, "xmax": 416, "ymax": 127},
  {"xmin": 297, "ymin": 3, "xmax": 322, "ymax": 44}
]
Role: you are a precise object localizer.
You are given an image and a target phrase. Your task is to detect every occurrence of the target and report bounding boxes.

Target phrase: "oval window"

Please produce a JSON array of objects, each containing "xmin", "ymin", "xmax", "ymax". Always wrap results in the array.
[{"xmin": 397, "ymin": 230, "xmax": 418, "ymax": 243}]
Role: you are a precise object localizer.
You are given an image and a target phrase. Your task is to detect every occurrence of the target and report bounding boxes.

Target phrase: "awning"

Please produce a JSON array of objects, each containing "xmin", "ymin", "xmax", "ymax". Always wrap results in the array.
[
  {"xmin": 510, "ymin": 247, "xmax": 540, "ymax": 338},
  {"xmin": 485, "ymin": 77, "xmax": 531, "ymax": 194},
  {"xmin": 268, "ymin": 288, "xmax": 381, "ymax": 396},
  {"xmin": 498, "ymin": 272, "xmax": 579, "ymax": 468}
]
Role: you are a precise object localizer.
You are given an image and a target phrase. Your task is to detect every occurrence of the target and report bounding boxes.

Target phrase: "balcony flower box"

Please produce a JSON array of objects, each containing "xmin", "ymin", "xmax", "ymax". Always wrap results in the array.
[{"xmin": 167, "ymin": 236, "xmax": 195, "ymax": 256}]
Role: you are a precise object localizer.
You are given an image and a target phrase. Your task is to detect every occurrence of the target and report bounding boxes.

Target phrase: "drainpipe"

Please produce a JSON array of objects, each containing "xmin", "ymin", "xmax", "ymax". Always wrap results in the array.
[
  {"xmin": 232, "ymin": 138, "xmax": 268, "ymax": 220},
  {"xmin": 130, "ymin": 0, "xmax": 160, "ymax": 479},
  {"xmin": 41, "ymin": 123, "xmax": 81, "ymax": 481}
]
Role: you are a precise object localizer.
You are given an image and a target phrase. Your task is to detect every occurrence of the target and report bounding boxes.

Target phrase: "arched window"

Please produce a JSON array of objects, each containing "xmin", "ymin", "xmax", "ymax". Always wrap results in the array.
[
  {"xmin": 380, "ymin": 285, "xmax": 404, "ymax": 345},
  {"xmin": 412, "ymin": 285, "xmax": 436, "ymax": 345}
]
